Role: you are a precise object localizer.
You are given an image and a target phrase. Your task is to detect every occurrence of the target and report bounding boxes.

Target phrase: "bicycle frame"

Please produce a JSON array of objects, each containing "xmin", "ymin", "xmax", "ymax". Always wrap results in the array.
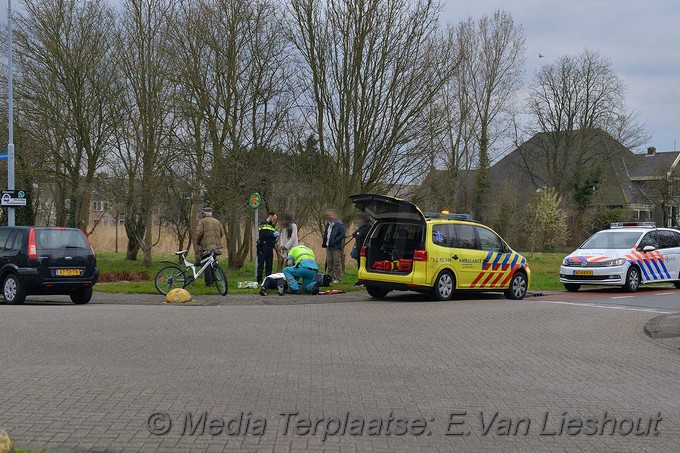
[{"xmin": 178, "ymin": 252, "xmax": 218, "ymax": 280}]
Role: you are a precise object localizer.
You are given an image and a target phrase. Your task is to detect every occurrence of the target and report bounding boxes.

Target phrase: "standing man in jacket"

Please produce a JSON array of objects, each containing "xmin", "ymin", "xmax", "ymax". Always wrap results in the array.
[
  {"xmin": 257, "ymin": 211, "xmax": 278, "ymax": 284},
  {"xmin": 195, "ymin": 207, "xmax": 223, "ymax": 285},
  {"xmin": 322, "ymin": 208, "xmax": 346, "ymax": 283}
]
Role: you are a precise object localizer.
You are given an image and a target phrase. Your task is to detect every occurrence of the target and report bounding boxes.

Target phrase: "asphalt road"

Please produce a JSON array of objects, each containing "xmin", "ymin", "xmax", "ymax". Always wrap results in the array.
[{"xmin": 0, "ymin": 286, "xmax": 679, "ymax": 452}]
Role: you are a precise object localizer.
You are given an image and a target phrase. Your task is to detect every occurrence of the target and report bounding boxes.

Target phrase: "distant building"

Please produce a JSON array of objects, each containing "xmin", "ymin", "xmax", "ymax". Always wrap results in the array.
[{"xmin": 418, "ymin": 129, "xmax": 680, "ymax": 227}]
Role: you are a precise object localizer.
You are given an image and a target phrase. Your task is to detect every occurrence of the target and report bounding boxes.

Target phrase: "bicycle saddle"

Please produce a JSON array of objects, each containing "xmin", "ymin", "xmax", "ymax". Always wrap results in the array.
[{"xmin": 175, "ymin": 250, "xmax": 189, "ymax": 255}]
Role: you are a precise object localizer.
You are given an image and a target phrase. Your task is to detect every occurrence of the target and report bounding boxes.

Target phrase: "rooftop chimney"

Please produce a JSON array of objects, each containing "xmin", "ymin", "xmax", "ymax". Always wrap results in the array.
[{"xmin": 647, "ymin": 146, "xmax": 656, "ymax": 156}]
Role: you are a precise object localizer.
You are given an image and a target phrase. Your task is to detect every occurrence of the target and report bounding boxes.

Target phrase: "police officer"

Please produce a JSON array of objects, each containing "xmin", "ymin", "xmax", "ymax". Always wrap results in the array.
[
  {"xmin": 257, "ymin": 211, "xmax": 278, "ymax": 284},
  {"xmin": 284, "ymin": 244, "xmax": 320, "ymax": 294}
]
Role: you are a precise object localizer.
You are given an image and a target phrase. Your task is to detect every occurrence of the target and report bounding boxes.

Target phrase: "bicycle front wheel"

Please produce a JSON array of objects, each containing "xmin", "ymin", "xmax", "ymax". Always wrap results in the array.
[
  {"xmin": 214, "ymin": 265, "xmax": 228, "ymax": 296},
  {"xmin": 155, "ymin": 265, "xmax": 188, "ymax": 295}
]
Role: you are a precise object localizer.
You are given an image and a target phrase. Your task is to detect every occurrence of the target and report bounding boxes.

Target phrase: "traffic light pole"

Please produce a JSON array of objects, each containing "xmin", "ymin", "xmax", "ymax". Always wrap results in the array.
[{"xmin": 7, "ymin": 0, "xmax": 15, "ymax": 226}]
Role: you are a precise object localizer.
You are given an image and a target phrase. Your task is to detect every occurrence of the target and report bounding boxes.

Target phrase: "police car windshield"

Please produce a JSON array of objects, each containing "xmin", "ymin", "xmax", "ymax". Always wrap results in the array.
[{"xmin": 580, "ymin": 231, "xmax": 642, "ymax": 250}]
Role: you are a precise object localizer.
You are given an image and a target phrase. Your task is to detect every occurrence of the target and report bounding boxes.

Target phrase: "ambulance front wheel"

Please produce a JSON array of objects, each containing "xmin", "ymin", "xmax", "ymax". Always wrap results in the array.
[
  {"xmin": 505, "ymin": 271, "xmax": 528, "ymax": 300},
  {"xmin": 623, "ymin": 266, "xmax": 641, "ymax": 292}
]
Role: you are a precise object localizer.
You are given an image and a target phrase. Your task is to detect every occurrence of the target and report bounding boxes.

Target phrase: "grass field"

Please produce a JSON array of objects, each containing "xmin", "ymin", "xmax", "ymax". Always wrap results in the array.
[{"xmin": 94, "ymin": 251, "xmax": 566, "ymax": 295}]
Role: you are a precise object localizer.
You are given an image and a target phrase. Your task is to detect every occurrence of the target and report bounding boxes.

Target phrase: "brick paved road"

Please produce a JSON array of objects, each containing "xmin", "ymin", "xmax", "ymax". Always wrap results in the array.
[{"xmin": 1, "ymin": 293, "xmax": 679, "ymax": 452}]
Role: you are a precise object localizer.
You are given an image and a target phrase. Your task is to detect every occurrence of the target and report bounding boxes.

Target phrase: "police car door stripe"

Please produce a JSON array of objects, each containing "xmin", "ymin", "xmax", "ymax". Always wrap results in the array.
[
  {"xmin": 635, "ymin": 252, "xmax": 657, "ymax": 280},
  {"xmin": 655, "ymin": 252, "xmax": 672, "ymax": 279},
  {"xmin": 648, "ymin": 255, "xmax": 665, "ymax": 280},
  {"xmin": 629, "ymin": 254, "xmax": 651, "ymax": 281}
]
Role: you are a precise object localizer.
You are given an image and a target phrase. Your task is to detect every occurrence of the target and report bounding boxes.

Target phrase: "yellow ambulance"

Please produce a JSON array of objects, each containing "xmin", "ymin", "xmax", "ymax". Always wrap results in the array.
[{"xmin": 351, "ymin": 194, "xmax": 530, "ymax": 300}]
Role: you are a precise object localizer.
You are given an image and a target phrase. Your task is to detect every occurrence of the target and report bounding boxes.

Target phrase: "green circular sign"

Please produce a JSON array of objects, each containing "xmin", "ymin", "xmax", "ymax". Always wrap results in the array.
[{"xmin": 248, "ymin": 192, "xmax": 261, "ymax": 209}]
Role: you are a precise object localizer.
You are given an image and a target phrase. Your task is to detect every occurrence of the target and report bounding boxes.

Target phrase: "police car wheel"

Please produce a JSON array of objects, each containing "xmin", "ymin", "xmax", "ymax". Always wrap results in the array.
[
  {"xmin": 433, "ymin": 271, "xmax": 455, "ymax": 301},
  {"xmin": 673, "ymin": 279, "xmax": 680, "ymax": 289},
  {"xmin": 564, "ymin": 283, "xmax": 580, "ymax": 292},
  {"xmin": 505, "ymin": 272, "xmax": 527, "ymax": 300},
  {"xmin": 623, "ymin": 266, "xmax": 640, "ymax": 292}
]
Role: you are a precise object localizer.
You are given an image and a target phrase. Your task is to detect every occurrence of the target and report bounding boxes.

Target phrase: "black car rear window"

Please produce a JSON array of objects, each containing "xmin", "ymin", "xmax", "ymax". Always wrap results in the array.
[{"xmin": 36, "ymin": 229, "xmax": 89, "ymax": 249}]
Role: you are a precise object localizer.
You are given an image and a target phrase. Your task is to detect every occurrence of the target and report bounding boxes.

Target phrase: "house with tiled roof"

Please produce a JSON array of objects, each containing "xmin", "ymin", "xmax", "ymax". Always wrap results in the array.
[{"xmin": 417, "ymin": 129, "xmax": 680, "ymax": 227}]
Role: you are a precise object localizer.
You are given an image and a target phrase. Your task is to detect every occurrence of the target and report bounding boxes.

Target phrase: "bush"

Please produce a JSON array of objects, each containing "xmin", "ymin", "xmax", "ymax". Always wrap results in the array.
[{"xmin": 523, "ymin": 188, "xmax": 569, "ymax": 254}]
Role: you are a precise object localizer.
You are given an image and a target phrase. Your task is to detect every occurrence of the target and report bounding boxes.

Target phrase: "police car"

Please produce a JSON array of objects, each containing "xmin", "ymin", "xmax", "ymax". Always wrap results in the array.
[
  {"xmin": 560, "ymin": 222, "xmax": 680, "ymax": 292},
  {"xmin": 351, "ymin": 194, "xmax": 530, "ymax": 300}
]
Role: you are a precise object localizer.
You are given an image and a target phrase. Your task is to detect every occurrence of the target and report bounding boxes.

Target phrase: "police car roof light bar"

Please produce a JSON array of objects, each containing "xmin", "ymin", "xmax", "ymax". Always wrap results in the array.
[{"xmin": 610, "ymin": 222, "xmax": 656, "ymax": 229}]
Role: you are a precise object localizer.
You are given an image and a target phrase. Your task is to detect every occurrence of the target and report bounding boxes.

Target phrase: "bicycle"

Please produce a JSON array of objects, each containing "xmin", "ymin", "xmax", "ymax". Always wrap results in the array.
[{"xmin": 154, "ymin": 249, "xmax": 228, "ymax": 296}]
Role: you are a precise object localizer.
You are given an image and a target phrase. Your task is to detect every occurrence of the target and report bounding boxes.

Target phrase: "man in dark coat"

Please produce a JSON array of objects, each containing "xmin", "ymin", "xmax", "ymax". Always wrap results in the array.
[
  {"xmin": 195, "ymin": 207, "xmax": 223, "ymax": 285},
  {"xmin": 322, "ymin": 209, "xmax": 346, "ymax": 283}
]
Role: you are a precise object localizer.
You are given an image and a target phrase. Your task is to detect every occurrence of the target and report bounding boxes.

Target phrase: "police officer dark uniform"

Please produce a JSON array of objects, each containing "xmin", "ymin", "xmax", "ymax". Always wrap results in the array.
[{"xmin": 257, "ymin": 211, "xmax": 278, "ymax": 284}]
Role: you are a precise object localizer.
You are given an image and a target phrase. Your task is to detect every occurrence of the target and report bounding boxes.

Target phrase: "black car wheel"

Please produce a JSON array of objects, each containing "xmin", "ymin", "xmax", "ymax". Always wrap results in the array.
[
  {"xmin": 433, "ymin": 271, "xmax": 455, "ymax": 301},
  {"xmin": 505, "ymin": 272, "xmax": 528, "ymax": 300},
  {"xmin": 623, "ymin": 266, "xmax": 641, "ymax": 292},
  {"xmin": 71, "ymin": 287, "xmax": 93, "ymax": 305},
  {"xmin": 366, "ymin": 285, "xmax": 390, "ymax": 299},
  {"xmin": 3, "ymin": 273, "xmax": 26, "ymax": 305},
  {"xmin": 564, "ymin": 283, "xmax": 580, "ymax": 292}
]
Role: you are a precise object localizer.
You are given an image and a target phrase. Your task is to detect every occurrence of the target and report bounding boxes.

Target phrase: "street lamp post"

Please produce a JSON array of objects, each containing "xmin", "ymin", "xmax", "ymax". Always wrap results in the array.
[{"xmin": 6, "ymin": 0, "xmax": 15, "ymax": 226}]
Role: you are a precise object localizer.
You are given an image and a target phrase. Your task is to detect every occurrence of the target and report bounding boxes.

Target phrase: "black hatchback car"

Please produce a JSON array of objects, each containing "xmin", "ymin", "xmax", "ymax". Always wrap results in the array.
[{"xmin": 0, "ymin": 226, "xmax": 99, "ymax": 304}]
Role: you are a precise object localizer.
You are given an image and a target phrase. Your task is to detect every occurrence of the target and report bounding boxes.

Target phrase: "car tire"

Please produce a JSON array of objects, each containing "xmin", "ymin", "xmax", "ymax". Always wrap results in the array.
[
  {"xmin": 433, "ymin": 271, "xmax": 455, "ymax": 301},
  {"xmin": 564, "ymin": 283, "xmax": 580, "ymax": 292},
  {"xmin": 674, "ymin": 273, "xmax": 680, "ymax": 289},
  {"xmin": 366, "ymin": 285, "xmax": 389, "ymax": 299},
  {"xmin": 505, "ymin": 271, "xmax": 528, "ymax": 300},
  {"xmin": 70, "ymin": 287, "xmax": 93, "ymax": 305},
  {"xmin": 623, "ymin": 266, "xmax": 641, "ymax": 292},
  {"xmin": 3, "ymin": 273, "xmax": 26, "ymax": 305}
]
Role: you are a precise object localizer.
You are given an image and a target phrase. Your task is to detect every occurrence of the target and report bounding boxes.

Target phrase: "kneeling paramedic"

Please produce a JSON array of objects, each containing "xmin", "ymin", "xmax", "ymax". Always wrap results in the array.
[{"xmin": 284, "ymin": 245, "xmax": 320, "ymax": 294}]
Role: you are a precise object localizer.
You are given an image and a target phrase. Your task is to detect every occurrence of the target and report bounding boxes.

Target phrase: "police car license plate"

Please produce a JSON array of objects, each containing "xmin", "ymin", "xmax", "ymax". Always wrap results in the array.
[
  {"xmin": 574, "ymin": 270, "xmax": 593, "ymax": 276},
  {"xmin": 56, "ymin": 269, "xmax": 82, "ymax": 277}
]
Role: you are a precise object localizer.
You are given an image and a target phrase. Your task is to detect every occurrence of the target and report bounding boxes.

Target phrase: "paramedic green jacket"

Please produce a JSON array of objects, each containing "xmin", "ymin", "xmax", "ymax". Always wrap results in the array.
[{"xmin": 288, "ymin": 245, "xmax": 318, "ymax": 269}]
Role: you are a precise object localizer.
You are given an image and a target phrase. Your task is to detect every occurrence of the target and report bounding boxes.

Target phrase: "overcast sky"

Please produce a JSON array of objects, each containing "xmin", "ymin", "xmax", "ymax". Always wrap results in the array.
[
  {"xmin": 442, "ymin": 0, "xmax": 680, "ymax": 153},
  {"xmin": 1, "ymin": 0, "xmax": 677, "ymax": 153}
]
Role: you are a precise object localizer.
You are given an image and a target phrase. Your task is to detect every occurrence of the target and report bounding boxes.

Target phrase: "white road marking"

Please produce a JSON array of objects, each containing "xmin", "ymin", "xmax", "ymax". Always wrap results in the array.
[
  {"xmin": 530, "ymin": 299, "xmax": 672, "ymax": 314},
  {"xmin": 654, "ymin": 292, "xmax": 675, "ymax": 296},
  {"xmin": 611, "ymin": 295, "xmax": 634, "ymax": 299}
]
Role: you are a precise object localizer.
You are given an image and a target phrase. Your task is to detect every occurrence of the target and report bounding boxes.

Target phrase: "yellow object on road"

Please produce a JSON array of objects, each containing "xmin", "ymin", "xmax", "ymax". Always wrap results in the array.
[
  {"xmin": 165, "ymin": 288, "xmax": 192, "ymax": 304},
  {"xmin": 0, "ymin": 428, "xmax": 13, "ymax": 453}
]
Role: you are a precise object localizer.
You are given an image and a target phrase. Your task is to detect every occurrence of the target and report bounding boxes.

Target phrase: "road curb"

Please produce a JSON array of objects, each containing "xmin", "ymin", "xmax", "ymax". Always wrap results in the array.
[{"xmin": 644, "ymin": 313, "xmax": 680, "ymax": 339}]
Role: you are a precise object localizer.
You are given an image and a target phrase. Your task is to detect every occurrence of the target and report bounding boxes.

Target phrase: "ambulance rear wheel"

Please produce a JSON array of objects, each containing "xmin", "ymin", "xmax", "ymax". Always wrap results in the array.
[
  {"xmin": 433, "ymin": 271, "xmax": 455, "ymax": 301},
  {"xmin": 366, "ymin": 285, "xmax": 389, "ymax": 299},
  {"xmin": 564, "ymin": 283, "xmax": 580, "ymax": 292},
  {"xmin": 623, "ymin": 266, "xmax": 641, "ymax": 292}
]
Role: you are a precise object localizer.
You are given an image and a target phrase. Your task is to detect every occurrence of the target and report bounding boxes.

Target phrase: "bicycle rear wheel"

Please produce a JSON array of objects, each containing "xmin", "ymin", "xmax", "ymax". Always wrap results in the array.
[
  {"xmin": 155, "ymin": 265, "xmax": 188, "ymax": 295},
  {"xmin": 214, "ymin": 265, "xmax": 228, "ymax": 296}
]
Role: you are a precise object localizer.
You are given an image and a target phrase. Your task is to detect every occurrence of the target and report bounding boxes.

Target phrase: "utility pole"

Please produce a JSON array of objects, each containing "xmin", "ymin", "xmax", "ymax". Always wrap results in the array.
[{"xmin": 7, "ymin": 0, "xmax": 15, "ymax": 226}]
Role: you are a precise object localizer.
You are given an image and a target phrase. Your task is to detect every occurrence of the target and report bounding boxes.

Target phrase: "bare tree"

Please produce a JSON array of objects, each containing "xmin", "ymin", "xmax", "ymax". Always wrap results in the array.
[
  {"xmin": 525, "ymin": 49, "xmax": 649, "ymax": 197},
  {"xmin": 15, "ymin": 0, "xmax": 120, "ymax": 231},
  {"xmin": 461, "ymin": 11, "xmax": 525, "ymax": 219},
  {"xmin": 287, "ymin": 0, "xmax": 460, "ymax": 224},
  {"xmin": 113, "ymin": 0, "xmax": 177, "ymax": 264},
  {"xmin": 169, "ymin": 0, "xmax": 291, "ymax": 269}
]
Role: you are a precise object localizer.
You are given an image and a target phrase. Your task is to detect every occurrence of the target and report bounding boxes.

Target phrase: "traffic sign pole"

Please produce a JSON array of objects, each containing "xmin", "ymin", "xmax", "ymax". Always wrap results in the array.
[
  {"xmin": 7, "ymin": 0, "xmax": 15, "ymax": 226},
  {"xmin": 249, "ymin": 193, "xmax": 262, "ymax": 281}
]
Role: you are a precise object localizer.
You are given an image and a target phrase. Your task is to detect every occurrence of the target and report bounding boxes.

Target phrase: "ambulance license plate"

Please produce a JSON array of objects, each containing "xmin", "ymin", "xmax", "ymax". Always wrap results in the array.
[
  {"xmin": 574, "ymin": 270, "xmax": 593, "ymax": 276},
  {"xmin": 56, "ymin": 269, "xmax": 82, "ymax": 277}
]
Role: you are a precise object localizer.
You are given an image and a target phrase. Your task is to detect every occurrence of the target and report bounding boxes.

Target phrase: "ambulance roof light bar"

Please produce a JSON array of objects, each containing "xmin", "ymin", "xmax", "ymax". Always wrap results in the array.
[
  {"xmin": 424, "ymin": 212, "xmax": 472, "ymax": 221},
  {"xmin": 610, "ymin": 222, "xmax": 656, "ymax": 229}
]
